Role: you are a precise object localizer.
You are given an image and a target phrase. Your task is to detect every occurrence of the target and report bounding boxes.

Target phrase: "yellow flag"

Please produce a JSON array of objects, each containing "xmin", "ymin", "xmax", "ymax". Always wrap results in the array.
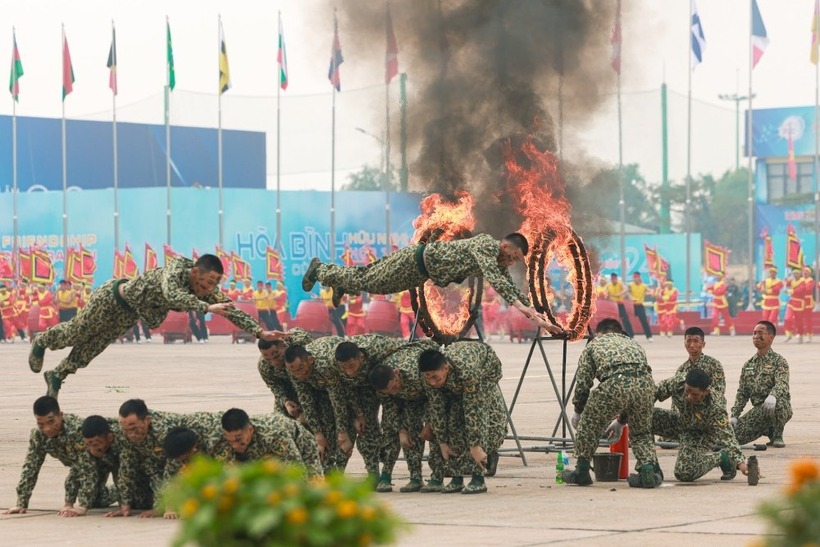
[
  {"xmin": 219, "ymin": 18, "xmax": 231, "ymax": 94},
  {"xmin": 812, "ymin": 0, "xmax": 820, "ymax": 64}
]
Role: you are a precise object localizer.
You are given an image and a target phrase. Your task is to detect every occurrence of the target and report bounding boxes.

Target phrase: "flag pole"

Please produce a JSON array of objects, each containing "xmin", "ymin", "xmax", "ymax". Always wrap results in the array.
[
  {"xmin": 745, "ymin": 0, "xmax": 756, "ymax": 311},
  {"xmin": 330, "ymin": 10, "xmax": 338, "ymax": 265},
  {"xmin": 616, "ymin": 0, "xmax": 625, "ymax": 282},
  {"xmin": 11, "ymin": 28, "xmax": 19, "ymax": 289},
  {"xmin": 815, "ymin": 28, "xmax": 820, "ymax": 309},
  {"xmin": 112, "ymin": 20, "xmax": 120, "ymax": 252},
  {"xmin": 165, "ymin": 16, "xmax": 172, "ymax": 246},
  {"xmin": 217, "ymin": 15, "xmax": 224, "ymax": 248},
  {"xmin": 276, "ymin": 11, "xmax": 282, "ymax": 251},
  {"xmin": 384, "ymin": 2, "xmax": 392, "ymax": 256},
  {"xmin": 685, "ymin": 2, "xmax": 693, "ymax": 309},
  {"xmin": 61, "ymin": 23, "xmax": 69, "ymax": 260}
]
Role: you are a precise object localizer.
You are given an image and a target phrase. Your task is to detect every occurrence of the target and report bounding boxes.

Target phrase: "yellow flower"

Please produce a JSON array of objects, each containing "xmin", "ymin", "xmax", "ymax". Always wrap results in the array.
[
  {"xmin": 789, "ymin": 459, "xmax": 818, "ymax": 493},
  {"xmin": 217, "ymin": 495, "xmax": 233, "ymax": 513},
  {"xmin": 360, "ymin": 505, "xmax": 377, "ymax": 521},
  {"xmin": 283, "ymin": 483, "xmax": 300, "ymax": 497},
  {"xmin": 262, "ymin": 459, "xmax": 281, "ymax": 475},
  {"xmin": 336, "ymin": 499, "xmax": 358, "ymax": 519},
  {"xmin": 180, "ymin": 498, "xmax": 199, "ymax": 518},
  {"xmin": 286, "ymin": 507, "xmax": 308, "ymax": 525},
  {"xmin": 359, "ymin": 533, "xmax": 373, "ymax": 547},
  {"xmin": 223, "ymin": 477, "xmax": 239, "ymax": 494},
  {"xmin": 324, "ymin": 490, "xmax": 342, "ymax": 505},
  {"xmin": 266, "ymin": 492, "xmax": 282, "ymax": 506},
  {"xmin": 309, "ymin": 476, "xmax": 326, "ymax": 487},
  {"xmin": 200, "ymin": 484, "xmax": 217, "ymax": 501}
]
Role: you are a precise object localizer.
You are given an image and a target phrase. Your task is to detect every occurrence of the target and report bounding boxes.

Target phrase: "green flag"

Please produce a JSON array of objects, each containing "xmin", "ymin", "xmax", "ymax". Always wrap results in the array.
[
  {"xmin": 167, "ymin": 19, "xmax": 175, "ymax": 90},
  {"xmin": 9, "ymin": 30, "xmax": 23, "ymax": 101}
]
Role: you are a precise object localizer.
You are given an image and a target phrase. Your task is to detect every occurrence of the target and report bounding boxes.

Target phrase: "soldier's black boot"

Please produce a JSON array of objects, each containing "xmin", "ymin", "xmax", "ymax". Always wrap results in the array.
[
  {"xmin": 441, "ymin": 476, "xmax": 464, "ymax": 493},
  {"xmin": 29, "ymin": 334, "xmax": 46, "ymax": 373},
  {"xmin": 719, "ymin": 450, "xmax": 738, "ymax": 481},
  {"xmin": 462, "ymin": 474, "xmax": 487, "ymax": 494},
  {"xmin": 562, "ymin": 458, "xmax": 592, "ymax": 486},
  {"xmin": 301, "ymin": 258, "xmax": 321, "ymax": 291},
  {"xmin": 375, "ymin": 472, "xmax": 393, "ymax": 493}
]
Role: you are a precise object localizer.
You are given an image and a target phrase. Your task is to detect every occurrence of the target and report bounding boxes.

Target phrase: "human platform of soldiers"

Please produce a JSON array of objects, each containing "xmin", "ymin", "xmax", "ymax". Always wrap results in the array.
[{"xmin": 0, "ymin": 246, "xmax": 791, "ymax": 518}]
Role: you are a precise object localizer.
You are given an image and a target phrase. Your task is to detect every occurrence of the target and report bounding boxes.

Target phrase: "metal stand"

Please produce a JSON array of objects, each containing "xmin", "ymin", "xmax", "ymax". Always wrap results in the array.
[{"xmin": 501, "ymin": 327, "xmax": 593, "ymax": 463}]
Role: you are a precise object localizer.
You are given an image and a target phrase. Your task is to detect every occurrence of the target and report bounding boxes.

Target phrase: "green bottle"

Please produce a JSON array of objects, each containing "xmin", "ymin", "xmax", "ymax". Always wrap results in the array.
[{"xmin": 555, "ymin": 451, "xmax": 564, "ymax": 484}]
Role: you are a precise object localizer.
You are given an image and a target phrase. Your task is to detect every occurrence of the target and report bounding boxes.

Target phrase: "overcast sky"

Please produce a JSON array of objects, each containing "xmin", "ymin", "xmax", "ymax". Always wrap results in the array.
[{"xmin": 0, "ymin": 0, "xmax": 818, "ymax": 189}]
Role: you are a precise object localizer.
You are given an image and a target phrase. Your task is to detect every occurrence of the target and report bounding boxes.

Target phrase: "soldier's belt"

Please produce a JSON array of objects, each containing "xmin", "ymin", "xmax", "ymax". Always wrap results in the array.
[
  {"xmin": 112, "ymin": 279, "xmax": 136, "ymax": 314},
  {"xmin": 415, "ymin": 244, "xmax": 430, "ymax": 277},
  {"xmin": 599, "ymin": 369, "xmax": 648, "ymax": 383}
]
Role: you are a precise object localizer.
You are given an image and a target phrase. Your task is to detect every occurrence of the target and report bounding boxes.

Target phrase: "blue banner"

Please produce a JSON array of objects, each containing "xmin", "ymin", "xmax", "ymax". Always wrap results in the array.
[{"xmin": 746, "ymin": 106, "xmax": 817, "ymax": 158}]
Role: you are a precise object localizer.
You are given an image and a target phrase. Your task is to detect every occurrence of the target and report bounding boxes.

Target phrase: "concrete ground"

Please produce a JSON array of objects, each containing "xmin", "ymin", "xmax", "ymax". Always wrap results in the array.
[{"xmin": 0, "ymin": 330, "xmax": 816, "ymax": 546}]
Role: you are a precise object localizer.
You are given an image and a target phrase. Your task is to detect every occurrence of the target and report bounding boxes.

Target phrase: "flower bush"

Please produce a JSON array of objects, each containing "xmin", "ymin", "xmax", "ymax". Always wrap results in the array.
[
  {"xmin": 757, "ymin": 458, "xmax": 820, "ymax": 546},
  {"xmin": 163, "ymin": 457, "xmax": 404, "ymax": 546}
]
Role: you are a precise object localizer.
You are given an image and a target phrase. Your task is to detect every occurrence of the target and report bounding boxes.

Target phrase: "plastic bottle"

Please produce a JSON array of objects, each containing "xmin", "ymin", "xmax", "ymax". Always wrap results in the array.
[{"xmin": 555, "ymin": 450, "xmax": 564, "ymax": 484}]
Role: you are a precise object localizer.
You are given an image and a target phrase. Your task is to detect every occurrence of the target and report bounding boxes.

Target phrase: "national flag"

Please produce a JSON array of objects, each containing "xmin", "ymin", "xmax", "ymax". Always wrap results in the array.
[
  {"xmin": 704, "ymin": 240, "xmax": 730, "ymax": 276},
  {"xmin": 787, "ymin": 130, "xmax": 797, "ymax": 182},
  {"xmin": 144, "ymin": 243, "xmax": 158, "ymax": 271},
  {"xmin": 786, "ymin": 224, "xmax": 805, "ymax": 269},
  {"xmin": 218, "ymin": 18, "xmax": 231, "ymax": 94},
  {"xmin": 62, "ymin": 29, "xmax": 75, "ymax": 100},
  {"xmin": 690, "ymin": 0, "xmax": 706, "ymax": 70},
  {"xmin": 167, "ymin": 18, "xmax": 176, "ymax": 90},
  {"xmin": 0, "ymin": 251, "xmax": 13, "ymax": 281},
  {"xmin": 610, "ymin": 0, "xmax": 622, "ymax": 75},
  {"xmin": 385, "ymin": 4, "xmax": 399, "ymax": 84},
  {"xmin": 278, "ymin": 14, "xmax": 289, "ymax": 90},
  {"xmin": 215, "ymin": 245, "xmax": 231, "ymax": 277},
  {"xmin": 231, "ymin": 251, "xmax": 251, "ymax": 281},
  {"xmin": 328, "ymin": 13, "xmax": 344, "ymax": 91},
  {"xmin": 107, "ymin": 24, "xmax": 118, "ymax": 95},
  {"xmin": 265, "ymin": 246, "xmax": 284, "ymax": 281},
  {"xmin": 163, "ymin": 244, "xmax": 180, "ymax": 266},
  {"xmin": 751, "ymin": 0, "xmax": 769, "ymax": 69},
  {"xmin": 760, "ymin": 227, "xmax": 775, "ymax": 270},
  {"xmin": 9, "ymin": 30, "xmax": 23, "ymax": 102},
  {"xmin": 341, "ymin": 244, "xmax": 355, "ymax": 267}
]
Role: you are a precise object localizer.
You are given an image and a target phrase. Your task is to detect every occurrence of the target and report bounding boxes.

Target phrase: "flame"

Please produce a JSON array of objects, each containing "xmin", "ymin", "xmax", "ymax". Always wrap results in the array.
[{"xmin": 411, "ymin": 190, "xmax": 477, "ymax": 338}]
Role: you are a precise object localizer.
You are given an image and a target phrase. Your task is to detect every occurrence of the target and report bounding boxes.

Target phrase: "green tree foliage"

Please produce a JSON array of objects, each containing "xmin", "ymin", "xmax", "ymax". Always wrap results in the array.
[{"xmin": 342, "ymin": 165, "xmax": 399, "ymax": 191}]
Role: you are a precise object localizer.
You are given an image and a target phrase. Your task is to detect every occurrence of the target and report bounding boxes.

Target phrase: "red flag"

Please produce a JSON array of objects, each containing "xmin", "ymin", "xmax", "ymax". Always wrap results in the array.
[
  {"xmin": 787, "ymin": 130, "xmax": 797, "ymax": 182},
  {"xmin": 327, "ymin": 12, "xmax": 344, "ymax": 91},
  {"xmin": 341, "ymin": 244, "xmax": 355, "ymax": 267},
  {"xmin": 760, "ymin": 226, "xmax": 775, "ymax": 270},
  {"xmin": 19, "ymin": 248, "xmax": 32, "ymax": 281},
  {"xmin": 265, "ymin": 246, "xmax": 284, "ymax": 281},
  {"xmin": 215, "ymin": 245, "xmax": 231, "ymax": 277},
  {"xmin": 121, "ymin": 244, "xmax": 139, "ymax": 279},
  {"xmin": 231, "ymin": 251, "xmax": 251, "ymax": 281},
  {"xmin": 28, "ymin": 247, "xmax": 54, "ymax": 284},
  {"xmin": 80, "ymin": 245, "xmax": 96, "ymax": 283},
  {"xmin": 62, "ymin": 28, "xmax": 75, "ymax": 100},
  {"xmin": 0, "ymin": 251, "xmax": 13, "ymax": 281},
  {"xmin": 65, "ymin": 246, "xmax": 83, "ymax": 284},
  {"xmin": 192, "ymin": 248, "xmax": 200, "ymax": 261},
  {"xmin": 144, "ymin": 243, "xmax": 158, "ymax": 271},
  {"xmin": 385, "ymin": 4, "xmax": 398, "ymax": 84},
  {"xmin": 611, "ymin": 0, "xmax": 622, "ymax": 75},
  {"xmin": 704, "ymin": 240, "xmax": 730, "ymax": 276},
  {"xmin": 163, "ymin": 244, "xmax": 180, "ymax": 266},
  {"xmin": 786, "ymin": 224, "xmax": 804, "ymax": 269},
  {"xmin": 365, "ymin": 245, "xmax": 378, "ymax": 265}
]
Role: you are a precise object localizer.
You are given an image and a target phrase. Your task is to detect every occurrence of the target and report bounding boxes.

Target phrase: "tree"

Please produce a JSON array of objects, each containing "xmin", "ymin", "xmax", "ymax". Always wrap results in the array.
[
  {"xmin": 575, "ymin": 163, "xmax": 661, "ymax": 231},
  {"xmin": 342, "ymin": 165, "xmax": 399, "ymax": 191}
]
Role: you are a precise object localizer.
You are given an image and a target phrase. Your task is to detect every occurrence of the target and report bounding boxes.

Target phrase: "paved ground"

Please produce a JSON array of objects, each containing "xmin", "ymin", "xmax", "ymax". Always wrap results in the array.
[{"xmin": 0, "ymin": 331, "xmax": 816, "ymax": 546}]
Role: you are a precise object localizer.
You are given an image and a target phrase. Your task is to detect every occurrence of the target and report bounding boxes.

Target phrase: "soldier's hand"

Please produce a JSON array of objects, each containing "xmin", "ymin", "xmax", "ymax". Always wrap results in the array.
[
  {"xmin": 398, "ymin": 429, "xmax": 413, "ymax": 450},
  {"xmin": 541, "ymin": 322, "xmax": 565, "ymax": 336},
  {"xmin": 338, "ymin": 432, "xmax": 354, "ymax": 456},
  {"xmin": 570, "ymin": 411, "xmax": 581, "ymax": 429},
  {"xmin": 284, "ymin": 401, "xmax": 301, "ymax": 418},
  {"xmin": 353, "ymin": 414, "xmax": 366, "ymax": 435},
  {"xmin": 164, "ymin": 511, "xmax": 179, "ymax": 520},
  {"xmin": 604, "ymin": 418, "xmax": 624, "ymax": 444},
  {"xmin": 738, "ymin": 462, "xmax": 749, "ymax": 476},
  {"xmin": 470, "ymin": 445, "xmax": 488, "ymax": 472},
  {"xmin": 315, "ymin": 433, "xmax": 329, "ymax": 460},
  {"xmin": 207, "ymin": 302, "xmax": 235, "ymax": 316},
  {"xmin": 419, "ymin": 423, "xmax": 435, "ymax": 442},
  {"xmin": 763, "ymin": 395, "xmax": 777, "ymax": 415},
  {"xmin": 137, "ymin": 509, "xmax": 157, "ymax": 518},
  {"xmin": 105, "ymin": 505, "xmax": 131, "ymax": 518},
  {"xmin": 58, "ymin": 504, "xmax": 87, "ymax": 517},
  {"xmin": 730, "ymin": 417, "xmax": 738, "ymax": 428},
  {"xmin": 1, "ymin": 506, "xmax": 27, "ymax": 515},
  {"xmin": 440, "ymin": 443, "xmax": 458, "ymax": 461},
  {"xmin": 257, "ymin": 330, "xmax": 282, "ymax": 342}
]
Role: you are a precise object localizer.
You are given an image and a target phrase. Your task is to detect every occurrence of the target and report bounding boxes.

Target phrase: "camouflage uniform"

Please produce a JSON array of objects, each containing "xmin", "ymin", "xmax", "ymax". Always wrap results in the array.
[
  {"xmin": 13, "ymin": 413, "xmax": 115, "ymax": 509},
  {"xmin": 654, "ymin": 354, "xmax": 726, "ymax": 439},
  {"xmin": 314, "ymin": 234, "xmax": 530, "ymax": 306},
  {"xmin": 573, "ymin": 333, "xmax": 658, "ymax": 469},
  {"xmin": 215, "ymin": 414, "xmax": 323, "ymax": 477},
  {"xmin": 731, "ymin": 349, "xmax": 793, "ymax": 445},
  {"xmin": 424, "ymin": 341, "xmax": 507, "ymax": 476},
  {"xmin": 258, "ymin": 329, "xmax": 313, "ymax": 417},
  {"xmin": 378, "ymin": 343, "xmax": 446, "ymax": 481},
  {"xmin": 653, "ymin": 389, "xmax": 743, "ymax": 481},
  {"xmin": 289, "ymin": 336, "xmax": 354, "ymax": 472},
  {"xmin": 38, "ymin": 257, "xmax": 264, "ymax": 383}
]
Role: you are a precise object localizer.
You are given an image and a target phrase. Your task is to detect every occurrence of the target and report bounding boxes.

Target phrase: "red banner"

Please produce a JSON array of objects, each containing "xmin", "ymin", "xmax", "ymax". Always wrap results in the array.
[
  {"xmin": 265, "ymin": 246, "xmax": 284, "ymax": 281},
  {"xmin": 704, "ymin": 240, "xmax": 730, "ymax": 276},
  {"xmin": 786, "ymin": 224, "xmax": 804, "ymax": 270},
  {"xmin": 144, "ymin": 243, "xmax": 158, "ymax": 271}
]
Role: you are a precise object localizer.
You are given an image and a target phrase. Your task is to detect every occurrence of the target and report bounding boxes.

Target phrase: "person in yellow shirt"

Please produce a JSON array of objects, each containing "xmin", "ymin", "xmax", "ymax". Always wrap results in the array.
[
  {"xmin": 595, "ymin": 276, "xmax": 608, "ymax": 300},
  {"xmin": 56, "ymin": 280, "xmax": 79, "ymax": 323},
  {"xmin": 606, "ymin": 273, "xmax": 634, "ymax": 337},
  {"xmin": 253, "ymin": 281, "xmax": 273, "ymax": 330},
  {"xmin": 319, "ymin": 285, "xmax": 346, "ymax": 336},
  {"xmin": 264, "ymin": 282, "xmax": 283, "ymax": 331},
  {"xmin": 628, "ymin": 273, "xmax": 653, "ymax": 342}
]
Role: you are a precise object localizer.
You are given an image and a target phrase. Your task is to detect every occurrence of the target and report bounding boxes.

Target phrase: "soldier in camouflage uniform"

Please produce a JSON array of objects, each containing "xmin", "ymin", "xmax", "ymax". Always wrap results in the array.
[
  {"xmin": 369, "ymin": 345, "xmax": 448, "ymax": 493},
  {"xmin": 218, "ymin": 409, "xmax": 323, "ymax": 477},
  {"xmin": 334, "ymin": 335, "xmax": 431, "ymax": 491},
  {"xmin": 653, "ymin": 369, "xmax": 752, "ymax": 482},
  {"xmin": 418, "ymin": 341, "xmax": 508, "ymax": 495},
  {"xmin": 731, "ymin": 321, "xmax": 793, "ymax": 447},
  {"xmin": 302, "ymin": 233, "xmax": 562, "ymax": 333},
  {"xmin": 284, "ymin": 340, "xmax": 355, "ymax": 473},
  {"xmin": 1, "ymin": 397, "xmax": 116, "ymax": 516},
  {"xmin": 564, "ymin": 318, "xmax": 660, "ymax": 488},
  {"xmin": 653, "ymin": 326, "xmax": 727, "ymax": 440},
  {"xmin": 257, "ymin": 329, "xmax": 313, "ymax": 421},
  {"xmin": 29, "ymin": 254, "xmax": 282, "ymax": 398}
]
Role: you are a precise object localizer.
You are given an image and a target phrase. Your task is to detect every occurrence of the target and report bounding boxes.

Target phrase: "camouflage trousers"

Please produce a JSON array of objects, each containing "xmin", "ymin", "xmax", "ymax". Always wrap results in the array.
[
  {"xmin": 290, "ymin": 420, "xmax": 324, "ymax": 478},
  {"xmin": 381, "ymin": 399, "xmax": 445, "ymax": 481},
  {"xmin": 575, "ymin": 374, "xmax": 657, "ymax": 469},
  {"xmin": 309, "ymin": 392, "xmax": 354, "ymax": 473},
  {"xmin": 68, "ymin": 465, "xmax": 120, "ymax": 509},
  {"xmin": 37, "ymin": 279, "xmax": 139, "ymax": 381},
  {"xmin": 316, "ymin": 246, "xmax": 427, "ymax": 295},
  {"xmin": 734, "ymin": 399, "xmax": 793, "ymax": 445},
  {"xmin": 438, "ymin": 386, "xmax": 507, "ymax": 476},
  {"xmin": 353, "ymin": 388, "xmax": 385, "ymax": 477},
  {"xmin": 653, "ymin": 409, "xmax": 724, "ymax": 482}
]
